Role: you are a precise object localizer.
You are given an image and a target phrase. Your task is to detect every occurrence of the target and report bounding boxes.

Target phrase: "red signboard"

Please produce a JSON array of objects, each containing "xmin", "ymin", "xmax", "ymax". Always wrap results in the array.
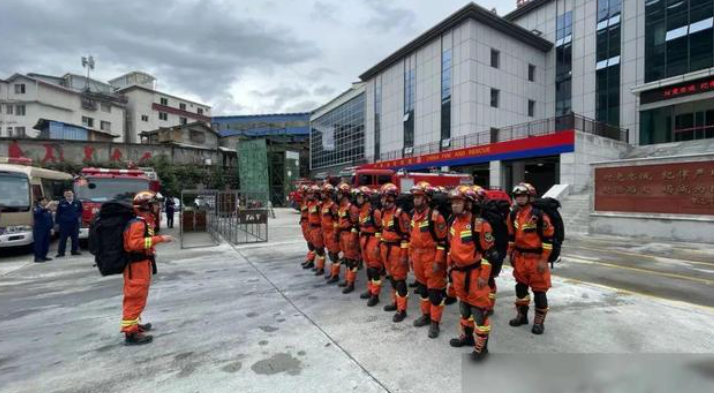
[
  {"xmin": 640, "ymin": 75, "xmax": 714, "ymax": 105},
  {"xmin": 594, "ymin": 161, "xmax": 714, "ymax": 216},
  {"xmin": 360, "ymin": 131, "xmax": 575, "ymax": 171}
]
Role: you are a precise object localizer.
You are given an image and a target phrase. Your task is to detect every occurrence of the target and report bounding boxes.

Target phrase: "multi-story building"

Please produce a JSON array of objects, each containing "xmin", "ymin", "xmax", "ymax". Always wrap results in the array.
[
  {"xmin": 309, "ymin": 83, "xmax": 366, "ymax": 175},
  {"xmin": 110, "ymin": 72, "xmax": 212, "ymax": 144},
  {"xmin": 0, "ymin": 73, "xmax": 126, "ymax": 141}
]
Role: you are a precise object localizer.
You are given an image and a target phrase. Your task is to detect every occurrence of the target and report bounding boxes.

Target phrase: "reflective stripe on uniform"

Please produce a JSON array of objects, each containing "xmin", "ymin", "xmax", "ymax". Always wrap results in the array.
[
  {"xmin": 121, "ymin": 318, "xmax": 139, "ymax": 327},
  {"xmin": 542, "ymin": 242, "xmax": 553, "ymax": 250},
  {"xmin": 144, "ymin": 237, "xmax": 153, "ymax": 249}
]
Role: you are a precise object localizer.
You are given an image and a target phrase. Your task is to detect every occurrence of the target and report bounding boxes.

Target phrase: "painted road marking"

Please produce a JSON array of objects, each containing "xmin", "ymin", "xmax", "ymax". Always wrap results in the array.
[
  {"xmin": 561, "ymin": 256, "xmax": 714, "ymax": 285},
  {"xmin": 566, "ymin": 245, "xmax": 714, "ymax": 268}
]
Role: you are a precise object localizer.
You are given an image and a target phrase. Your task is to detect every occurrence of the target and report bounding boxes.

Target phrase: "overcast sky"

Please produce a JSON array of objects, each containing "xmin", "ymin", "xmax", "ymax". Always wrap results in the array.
[{"xmin": 0, "ymin": 0, "xmax": 515, "ymax": 115}]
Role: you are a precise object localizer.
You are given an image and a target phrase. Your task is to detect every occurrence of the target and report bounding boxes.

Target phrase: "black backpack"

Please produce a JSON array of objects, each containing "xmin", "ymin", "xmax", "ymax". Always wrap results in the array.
[
  {"xmin": 395, "ymin": 193, "xmax": 414, "ymax": 213},
  {"xmin": 473, "ymin": 200, "xmax": 511, "ymax": 278},
  {"xmin": 510, "ymin": 198, "xmax": 565, "ymax": 267},
  {"xmin": 430, "ymin": 192, "xmax": 452, "ymax": 219},
  {"xmin": 88, "ymin": 201, "xmax": 139, "ymax": 276}
]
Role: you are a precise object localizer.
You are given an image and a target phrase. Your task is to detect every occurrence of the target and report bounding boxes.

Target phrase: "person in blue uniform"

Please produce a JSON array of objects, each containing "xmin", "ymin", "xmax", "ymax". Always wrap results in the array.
[
  {"xmin": 56, "ymin": 189, "xmax": 83, "ymax": 258},
  {"xmin": 33, "ymin": 197, "xmax": 54, "ymax": 263}
]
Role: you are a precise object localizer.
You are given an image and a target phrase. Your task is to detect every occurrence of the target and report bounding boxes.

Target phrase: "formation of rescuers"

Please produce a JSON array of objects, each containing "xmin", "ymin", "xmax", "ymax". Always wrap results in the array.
[{"xmin": 298, "ymin": 181, "xmax": 555, "ymax": 361}]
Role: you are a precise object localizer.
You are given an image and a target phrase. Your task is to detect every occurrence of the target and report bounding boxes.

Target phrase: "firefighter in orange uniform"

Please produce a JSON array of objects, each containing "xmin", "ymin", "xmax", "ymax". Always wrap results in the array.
[
  {"xmin": 306, "ymin": 186, "xmax": 326, "ymax": 272},
  {"xmin": 507, "ymin": 183, "xmax": 554, "ymax": 335},
  {"xmin": 379, "ymin": 183, "xmax": 411, "ymax": 322},
  {"xmin": 447, "ymin": 186, "xmax": 494, "ymax": 361},
  {"xmin": 355, "ymin": 186, "xmax": 383, "ymax": 306},
  {"xmin": 335, "ymin": 183, "xmax": 361, "ymax": 293},
  {"xmin": 299, "ymin": 185, "xmax": 316, "ymax": 269},
  {"xmin": 318, "ymin": 184, "xmax": 339, "ymax": 277},
  {"xmin": 121, "ymin": 191, "xmax": 173, "ymax": 345},
  {"xmin": 409, "ymin": 181, "xmax": 449, "ymax": 338},
  {"xmin": 473, "ymin": 185, "xmax": 498, "ymax": 315}
]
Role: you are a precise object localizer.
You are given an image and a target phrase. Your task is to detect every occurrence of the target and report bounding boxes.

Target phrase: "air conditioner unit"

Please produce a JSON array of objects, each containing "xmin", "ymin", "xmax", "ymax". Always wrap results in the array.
[
  {"xmin": 404, "ymin": 147, "xmax": 413, "ymax": 155},
  {"xmin": 441, "ymin": 138, "xmax": 451, "ymax": 148}
]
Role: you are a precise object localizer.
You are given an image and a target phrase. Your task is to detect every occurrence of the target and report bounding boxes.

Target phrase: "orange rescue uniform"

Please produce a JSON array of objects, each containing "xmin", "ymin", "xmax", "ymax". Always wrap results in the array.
[
  {"xmin": 410, "ymin": 207, "xmax": 448, "ymax": 322},
  {"xmin": 337, "ymin": 201, "xmax": 361, "ymax": 285},
  {"xmin": 359, "ymin": 203, "xmax": 383, "ymax": 296},
  {"xmin": 380, "ymin": 206, "xmax": 411, "ymax": 311},
  {"xmin": 121, "ymin": 214, "xmax": 166, "ymax": 333}
]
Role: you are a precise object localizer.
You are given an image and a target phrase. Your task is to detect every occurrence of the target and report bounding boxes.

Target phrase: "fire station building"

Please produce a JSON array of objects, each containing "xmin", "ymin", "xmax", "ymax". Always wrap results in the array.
[{"xmin": 310, "ymin": 0, "xmax": 714, "ymax": 242}]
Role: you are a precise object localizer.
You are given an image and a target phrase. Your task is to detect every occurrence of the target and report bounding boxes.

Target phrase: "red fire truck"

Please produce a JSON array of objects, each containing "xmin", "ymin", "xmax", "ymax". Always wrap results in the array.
[
  {"xmin": 74, "ymin": 168, "xmax": 160, "ymax": 239},
  {"xmin": 350, "ymin": 168, "xmax": 471, "ymax": 193}
]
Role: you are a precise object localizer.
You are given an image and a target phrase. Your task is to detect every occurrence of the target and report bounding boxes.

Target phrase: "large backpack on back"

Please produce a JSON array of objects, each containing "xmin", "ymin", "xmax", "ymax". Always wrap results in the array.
[
  {"xmin": 531, "ymin": 197, "xmax": 565, "ymax": 266},
  {"xmin": 88, "ymin": 201, "xmax": 136, "ymax": 276},
  {"xmin": 509, "ymin": 198, "xmax": 565, "ymax": 267},
  {"xmin": 475, "ymin": 200, "xmax": 511, "ymax": 277}
]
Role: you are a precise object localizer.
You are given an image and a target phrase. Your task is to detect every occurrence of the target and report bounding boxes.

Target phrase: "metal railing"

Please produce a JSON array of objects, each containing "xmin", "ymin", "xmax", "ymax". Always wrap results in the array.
[
  {"xmin": 180, "ymin": 189, "xmax": 269, "ymax": 249},
  {"xmin": 366, "ymin": 113, "xmax": 629, "ymax": 163}
]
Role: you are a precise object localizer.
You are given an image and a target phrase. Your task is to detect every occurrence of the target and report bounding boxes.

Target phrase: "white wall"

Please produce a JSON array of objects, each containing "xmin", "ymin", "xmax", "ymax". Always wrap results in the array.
[{"xmin": 560, "ymin": 130, "xmax": 631, "ymax": 193}]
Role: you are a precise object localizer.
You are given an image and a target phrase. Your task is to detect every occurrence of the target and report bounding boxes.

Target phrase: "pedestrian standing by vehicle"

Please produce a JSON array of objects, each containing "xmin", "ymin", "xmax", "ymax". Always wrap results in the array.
[
  {"xmin": 32, "ymin": 196, "xmax": 54, "ymax": 263},
  {"xmin": 56, "ymin": 189, "xmax": 82, "ymax": 258}
]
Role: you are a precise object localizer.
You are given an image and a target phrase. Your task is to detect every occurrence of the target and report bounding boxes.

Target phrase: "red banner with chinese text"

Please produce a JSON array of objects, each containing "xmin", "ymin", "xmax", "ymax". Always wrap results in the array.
[{"xmin": 594, "ymin": 161, "xmax": 714, "ymax": 216}]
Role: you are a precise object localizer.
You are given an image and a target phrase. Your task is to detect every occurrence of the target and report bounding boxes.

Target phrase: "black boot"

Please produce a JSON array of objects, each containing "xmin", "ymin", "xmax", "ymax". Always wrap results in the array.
[
  {"xmin": 450, "ymin": 327, "xmax": 475, "ymax": 347},
  {"xmin": 367, "ymin": 295, "xmax": 380, "ymax": 307},
  {"xmin": 342, "ymin": 283, "xmax": 355, "ymax": 294},
  {"xmin": 445, "ymin": 296, "xmax": 457, "ymax": 306},
  {"xmin": 409, "ymin": 281, "xmax": 418, "ymax": 288},
  {"xmin": 428, "ymin": 322, "xmax": 440, "ymax": 339},
  {"xmin": 532, "ymin": 309, "xmax": 547, "ymax": 335},
  {"xmin": 413, "ymin": 314, "xmax": 431, "ymax": 327},
  {"xmin": 471, "ymin": 335, "xmax": 489, "ymax": 362},
  {"xmin": 509, "ymin": 305, "xmax": 529, "ymax": 327},
  {"xmin": 125, "ymin": 332, "xmax": 153, "ymax": 346},
  {"xmin": 338, "ymin": 281, "xmax": 348, "ymax": 288},
  {"xmin": 326, "ymin": 276, "xmax": 339, "ymax": 285},
  {"xmin": 392, "ymin": 310, "xmax": 407, "ymax": 323},
  {"xmin": 383, "ymin": 303, "xmax": 397, "ymax": 312},
  {"xmin": 314, "ymin": 269, "xmax": 325, "ymax": 276},
  {"xmin": 360, "ymin": 290, "xmax": 371, "ymax": 299},
  {"xmin": 302, "ymin": 261, "xmax": 314, "ymax": 269},
  {"xmin": 138, "ymin": 323, "xmax": 153, "ymax": 332}
]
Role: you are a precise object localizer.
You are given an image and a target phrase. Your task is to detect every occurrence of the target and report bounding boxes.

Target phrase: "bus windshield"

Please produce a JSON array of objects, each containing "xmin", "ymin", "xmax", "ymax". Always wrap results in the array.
[
  {"xmin": 75, "ymin": 178, "xmax": 150, "ymax": 203},
  {"xmin": 0, "ymin": 172, "xmax": 31, "ymax": 212}
]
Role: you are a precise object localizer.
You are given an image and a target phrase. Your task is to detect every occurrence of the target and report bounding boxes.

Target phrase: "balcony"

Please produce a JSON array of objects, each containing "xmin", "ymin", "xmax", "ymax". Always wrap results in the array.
[{"xmin": 367, "ymin": 114, "xmax": 628, "ymax": 163}]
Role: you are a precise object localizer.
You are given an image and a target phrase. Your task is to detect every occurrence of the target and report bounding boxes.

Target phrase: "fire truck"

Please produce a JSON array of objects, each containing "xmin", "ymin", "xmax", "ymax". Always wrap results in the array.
[
  {"xmin": 349, "ymin": 168, "xmax": 471, "ymax": 193},
  {"xmin": 74, "ymin": 168, "xmax": 161, "ymax": 239}
]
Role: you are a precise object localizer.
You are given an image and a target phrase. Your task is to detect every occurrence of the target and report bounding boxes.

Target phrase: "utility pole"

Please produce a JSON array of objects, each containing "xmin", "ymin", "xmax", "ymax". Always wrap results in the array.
[{"xmin": 81, "ymin": 56, "xmax": 95, "ymax": 91}]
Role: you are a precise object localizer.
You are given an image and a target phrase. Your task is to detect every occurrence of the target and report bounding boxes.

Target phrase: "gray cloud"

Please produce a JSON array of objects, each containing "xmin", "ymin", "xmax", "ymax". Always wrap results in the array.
[
  {"xmin": 363, "ymin": 0, "xmax": 417, "ymax": 34},
  {"xmin": 0, "ymin": 0, "xmax": 320, "ymax": 103},
  {"xmin": 311, "ymin": 1, "xmax": 341, "ymax": 24},
  {"xmin": 313, "ymin": 85, "xmax": 337, "ymax": 96},
  {"xmin": 252, "ymin": 86, "xmax": 312, "ymax": 113}
]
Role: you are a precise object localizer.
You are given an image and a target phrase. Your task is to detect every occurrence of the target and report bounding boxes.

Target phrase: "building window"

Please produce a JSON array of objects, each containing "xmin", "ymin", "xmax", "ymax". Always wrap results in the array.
[
  {"xmin": 596, "ymin": 0, "xmax": 622, "ymax": 127},
  {"xmin": 528, "ymin": 100, "xmax": 536, "ymax": 117},
  {"xmin": 528, "ymin": 64, "xmax": 536, "ymax": 82},
  {"xmin": 7, "ymin": 127, "xmax": 13, "ymax": 137},
  {"xmin": 646, "ymin": 0, "xmax": 713, "ymax": 82},
  {"xmin": 6, "ymin": 104, "xmax": 13, "ymax": 115},
  {"xmin": 190, "ymin": 130, "xmax": 206, "ymax": 144},
  {"xmin": 100, "ymin": 121, "xmax": 111, "ymax": 132},
  {"xmin": 441, "ymin": 44, "xmax": 453, "ymax": 144},
  {"xmin": 159, "ymin": 112, "xmax": 168, "ymax": 121},
  {"xmin": 15, "ymin": 105, "xmax": 25, "ymax": 116},
  {"xmin": 403, "ymin": 57, "xmax": 416, "ymax": 149},
  {"xmin": 14, "ymin": 84, "xmax": 25, "ymax": 94},
  {"xmin": 82, "ymin": 116, "xmax": 94, "ymax": 128},
  {"xmin": 374, "ymin": 76, "xmax": 382, "ymax": 160},
  {"xmin": 100, "ymin": 103, "xmax": 111, "ymax": 113},
  {"xmin": 180, "ymin": 103, "xmax": 186, "ymax": 111},
  {"xmin": 15, "ymin": 127, "xmax": 26, "ymax": 137},
  {"xmin": 160, "ymin": 97, "xmax": 168, "ymax": 106},
  {"xmin": 490, "ymin": 49, "xmax": 500, "ymax": 68},
  {"xmin": 310, "ymin": 93, "xmax": 365, "ymax": 170},
  {"xmin": 141, "ymin": 115, "xmax": 149, "ymax": 122},
  {"xmin": 197, "ymin": 108, "xmax": 204, "ymax": 115},
  {"xmin": 490, "ymin": 127, "xmax": 499, "ymax": 143},
  {"xmin": 180, "ymin": 117, "xmax": 188, "ymax": 125},
  {"xmin": 490, "ymin": 89, "xmax": 500, "ymax": 108},
  {"xmin": 556, "ymin": 10, "xmax": 573, "ymax": 116}
]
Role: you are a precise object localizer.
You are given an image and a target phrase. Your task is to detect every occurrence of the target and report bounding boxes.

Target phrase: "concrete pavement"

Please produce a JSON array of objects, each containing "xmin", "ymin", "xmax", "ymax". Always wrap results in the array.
[{"xmin": 1, "ymin": 208, "xmax": 714, "ymax": 393}]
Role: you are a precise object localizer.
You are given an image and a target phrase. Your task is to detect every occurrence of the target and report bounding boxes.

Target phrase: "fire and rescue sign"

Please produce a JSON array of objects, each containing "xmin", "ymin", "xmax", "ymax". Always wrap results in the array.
[{"xmin": 594, "ymin": 161, "xmax": 714, "ymax": 216}]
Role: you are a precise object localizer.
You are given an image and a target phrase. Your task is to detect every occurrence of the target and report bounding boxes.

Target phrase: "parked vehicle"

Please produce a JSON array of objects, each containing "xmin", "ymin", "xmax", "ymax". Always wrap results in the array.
[
  {"xmin": 74, "ymin": 168, "xmax": 160, "ymax": 239},
  {"xmin": 0, "ymin": 160, "xmax": 72, "ymax": 249},
  {"xmin": 350, "ymin": 168, "xmax": 471, "ymax": 193}
]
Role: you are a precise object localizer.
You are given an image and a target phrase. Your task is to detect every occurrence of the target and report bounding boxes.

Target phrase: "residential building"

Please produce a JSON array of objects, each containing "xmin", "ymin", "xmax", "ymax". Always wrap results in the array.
[{"xmin": 0, "ymin": 73, "xmax": 126, "ymax": 140}]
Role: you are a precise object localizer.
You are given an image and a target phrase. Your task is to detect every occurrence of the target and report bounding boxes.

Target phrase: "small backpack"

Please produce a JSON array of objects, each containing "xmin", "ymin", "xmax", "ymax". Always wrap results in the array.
[{"xmin": 88, "ymin": 201, "xmax": 141, "ymax": 276}]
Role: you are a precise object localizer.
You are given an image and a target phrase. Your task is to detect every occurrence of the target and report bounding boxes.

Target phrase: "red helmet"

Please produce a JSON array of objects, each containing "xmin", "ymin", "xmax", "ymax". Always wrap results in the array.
[
  {"xmin": 410, "ymin": 181, "xmax": 433, "ymax": 197},
  {"xmin": 133, "ymin": 190, "xmax": 158, "ymax": 210},
  {"xmin": 359, "ymin": 186, "xmax": 373, "ymax": 195},
  {"xmin": 299, "ymin": 185, "xmax": 309, "ymax": 194},
  {"xmin": 380, "ymin": 183, "xmax": 398, "ymax": 198},
  {"xmin": 337, "ymin": 182, "xmax": 351, "ymax": 195},
  {"xmin": 512, "ymin": 182, "xmax": 537, "ymax": 197},
  {"xmin": 308, "ymin": 185, "xmax": 320, "ymax": 195}
]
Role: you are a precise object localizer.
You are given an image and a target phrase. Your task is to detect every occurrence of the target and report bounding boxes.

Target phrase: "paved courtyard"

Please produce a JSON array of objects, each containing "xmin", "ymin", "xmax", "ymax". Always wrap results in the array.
[{"xmin": 1, "ymin": 209, "xmax": 714, "ymax": 393}]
